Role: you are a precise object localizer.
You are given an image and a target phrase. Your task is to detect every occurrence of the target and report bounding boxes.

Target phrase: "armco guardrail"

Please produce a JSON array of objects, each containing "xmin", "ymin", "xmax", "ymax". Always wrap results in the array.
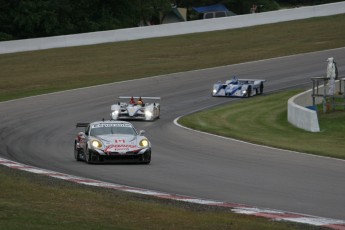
[{"xmin": 1, "ymin": 2, "xmax": 345, "ymax": 54}]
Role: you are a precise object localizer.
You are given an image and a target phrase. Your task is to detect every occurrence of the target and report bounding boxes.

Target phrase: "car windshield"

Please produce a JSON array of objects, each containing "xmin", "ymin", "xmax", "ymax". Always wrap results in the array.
[{"xmin": 90, "ymin": 124, "xmax": 136, "ymax": 136}]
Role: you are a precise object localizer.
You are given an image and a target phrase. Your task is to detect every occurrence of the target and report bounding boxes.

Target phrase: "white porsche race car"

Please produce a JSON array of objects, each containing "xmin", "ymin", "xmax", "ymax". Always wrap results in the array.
[
  {"xmin": 110, "ymin": 96, "xmax": 160, "ymax": 121},
  {"xmin": 75, "ymin": 120, "xmax": 151, "ymax": 164},
  {"xmin": 212, "ymin": 77, "xmax": 265, "ymax": 97}
]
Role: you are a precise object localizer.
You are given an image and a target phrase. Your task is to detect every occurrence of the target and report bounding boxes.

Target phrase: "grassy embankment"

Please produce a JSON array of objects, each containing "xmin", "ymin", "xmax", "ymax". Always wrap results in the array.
[
  {"xmin": 179, "ymin": 90, "xmax": 345, "ymax": 159},
  {"xmin": 1, "ymin": 14, "xmax": 345, "ymax": 229},
  {"xmin": 0, "ymin": 166, "xmax": 315, "ymax": 230}
]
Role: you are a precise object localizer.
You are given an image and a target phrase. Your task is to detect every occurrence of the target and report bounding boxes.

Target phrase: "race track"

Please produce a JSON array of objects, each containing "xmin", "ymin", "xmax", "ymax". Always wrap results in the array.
[{"xmin": 0, "ymin": 48, "xmax": 344, "ymax": 220}]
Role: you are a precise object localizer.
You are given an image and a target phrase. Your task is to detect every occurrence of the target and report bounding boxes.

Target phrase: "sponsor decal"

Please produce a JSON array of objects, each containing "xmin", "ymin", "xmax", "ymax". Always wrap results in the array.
[
  {"xmin": 115, "ymin": 139, "xmax": 125, "ymax": 143},
  {"xmin": 228, "ymin": 85, "xmax": 241, "ymax": 95},
  {"xmin": 104, "ymin": 144, "xmax": 137, "ymax": 153},
  {"xmin": 91, "ymin": 123, "xmax": 131, "ymax": 128}
]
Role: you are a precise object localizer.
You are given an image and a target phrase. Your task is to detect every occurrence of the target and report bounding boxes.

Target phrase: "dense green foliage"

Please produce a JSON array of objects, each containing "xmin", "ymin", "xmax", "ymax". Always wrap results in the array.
[
  {"xmin": 1, "ymin": 0, "xmax": 343, "ymax": 41},
  {"xmin": 176, "ymin": 0, "xmax": 279, "ymax": 14},
  {"xmin": 277, "ymin": 0, "xmax": 343, "ymax": 5},
  {"xmin": 1, "ymin": 0, "xmax": 341, "ymax": 41},
  {"xmin": 4, "ymin": 0, "xmax": 339, "ymax": 41},
  {"xmin": 0, "ymin": 0, "xmax": 172, "ymax": 40}
]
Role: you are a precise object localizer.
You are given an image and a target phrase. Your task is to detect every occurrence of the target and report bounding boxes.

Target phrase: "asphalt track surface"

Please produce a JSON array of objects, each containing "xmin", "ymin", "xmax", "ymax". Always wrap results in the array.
[{"xmin": 1, "ymin": 48, "xmax": 344, "ymax": 220}]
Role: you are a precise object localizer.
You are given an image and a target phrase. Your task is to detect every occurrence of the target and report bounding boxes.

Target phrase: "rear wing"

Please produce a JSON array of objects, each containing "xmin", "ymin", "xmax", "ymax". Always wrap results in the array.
[
  {"xmin": 119, "ymin": 96, "xmax": 161, "ymax": 100},
  {"xmin": 118, "ymin": 96, "xmax": 161, "ymax": 104},
  {"xmin": 76, "ymin": 123, "xmax": 89, "ymax": 128},
  {"xmin": 237, "ymin": 79, "xmax": 265, "ymax": 85}
]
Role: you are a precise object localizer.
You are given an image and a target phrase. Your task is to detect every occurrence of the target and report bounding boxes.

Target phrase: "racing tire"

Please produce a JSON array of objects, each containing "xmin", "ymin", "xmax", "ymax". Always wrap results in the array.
[
  {"xmin": 259, "ymin": 83, "xmax": 264, "ymax": 94},
  {"xmin": 74, "ymin": 143, "xmax": 83, "ymax": 161},
  {"xmin": 141, "ymin": 151, "xmax": 151, "ymax": 164},
  {"xmin": 247, "ymin": 86, "xmax": 252, "ymax": 97},
  {"xmin": 84, "ymin": 147, "xmax": 93, "ymax": 164}
]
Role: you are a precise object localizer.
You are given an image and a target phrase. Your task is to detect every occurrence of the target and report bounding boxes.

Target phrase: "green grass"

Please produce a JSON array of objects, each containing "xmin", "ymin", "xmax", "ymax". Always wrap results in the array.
[
  {"xmin": 0, "ymin": 166, "xmax": 314, "ymax": 230},
  {"xmin": 179, "ymin": 90, "xmax": 345, "ymax": 159},
  {"xmin": 1, "ymin": 14, "xmax": 345, "ymax": 229}
]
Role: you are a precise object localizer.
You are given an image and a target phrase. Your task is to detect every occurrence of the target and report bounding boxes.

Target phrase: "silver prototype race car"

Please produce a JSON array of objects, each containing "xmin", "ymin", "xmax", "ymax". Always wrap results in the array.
[
  {"xmin": 75, "ymin": 120, "xmax": 151, "ymax": 164},
  {"xmin": 212, "ymin": 76, "xmax": 265, "ymax": 97},
  {"xmin": 110, "ymin": 96, "xmax": 160, "ymax": 121}
]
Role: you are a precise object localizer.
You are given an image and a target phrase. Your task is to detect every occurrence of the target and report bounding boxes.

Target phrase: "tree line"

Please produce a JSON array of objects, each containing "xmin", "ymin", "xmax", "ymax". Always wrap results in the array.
[{"xmin": 0, "ymin": 0, "xmax": 341, "ymax": 41}]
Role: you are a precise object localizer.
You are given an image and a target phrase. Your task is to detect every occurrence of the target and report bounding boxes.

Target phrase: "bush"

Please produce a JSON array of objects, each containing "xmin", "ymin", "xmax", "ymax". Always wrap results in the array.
[{"xmin": 0, "ymin": 32, "xmax": 13, "ymax": 41}]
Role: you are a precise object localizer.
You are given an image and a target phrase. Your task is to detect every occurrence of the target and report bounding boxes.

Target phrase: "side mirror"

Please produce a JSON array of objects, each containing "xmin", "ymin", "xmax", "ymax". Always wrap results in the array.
[{"xmin": 139, "ymin": 130, "xmax": 145, "ymax": 136}]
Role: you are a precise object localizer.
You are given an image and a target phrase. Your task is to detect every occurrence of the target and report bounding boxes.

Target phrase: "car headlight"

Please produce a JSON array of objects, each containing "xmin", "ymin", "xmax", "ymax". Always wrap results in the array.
[
  {"xmin": 212, "ymin": 89, "xmax": 217, "ymax": 94},
  {"xmin": 91, "ymin": 140, "xmax": 103, "ymax": 149},
  {"xmin": 111, "ymin": 110, "xmax": 119, "ymax": 119},
  {"xmin": 145, "ymin": 110, "xmax": 152, "ymax": 118},
  {"xmin": 242, "ymin": 90, "xmax": 247, "ymax": 94},
  {"xmin": 139, "ymin": 139, "xmax": 149, "ymax": 147}
]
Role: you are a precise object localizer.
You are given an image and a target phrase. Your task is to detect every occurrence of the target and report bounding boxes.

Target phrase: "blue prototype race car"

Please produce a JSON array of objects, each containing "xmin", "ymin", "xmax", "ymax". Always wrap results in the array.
[{"xmin": 212, "ymin": 76, "xmax": 265, "ymax": 97}]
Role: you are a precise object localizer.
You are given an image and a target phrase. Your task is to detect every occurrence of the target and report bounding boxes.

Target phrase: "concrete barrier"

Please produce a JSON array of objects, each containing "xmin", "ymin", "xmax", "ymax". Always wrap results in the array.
[
  {"xmin": 287, "ymin": 81, "xmax": 341, "ymax": 132},
  {"xmin": 287, "ymin": 90, "xmax": 321, "ymax": 132},
  {"xmin": 1, "ymin": 2, "xmax": 345, "ymax": 54}
]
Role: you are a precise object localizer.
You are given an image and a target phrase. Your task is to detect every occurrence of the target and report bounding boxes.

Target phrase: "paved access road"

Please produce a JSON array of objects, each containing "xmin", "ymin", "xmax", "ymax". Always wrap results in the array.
[{"xmin": 0, "ymin": 48, "xmax": 344, "ymax": 220}]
